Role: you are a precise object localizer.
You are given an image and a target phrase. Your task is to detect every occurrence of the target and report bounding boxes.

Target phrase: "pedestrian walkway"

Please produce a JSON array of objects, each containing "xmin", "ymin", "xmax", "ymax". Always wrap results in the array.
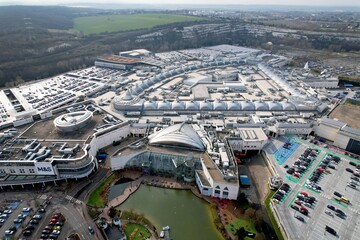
[
  {"xmin": 39, "ymin": 194, "xmax": 48, "ymax": 200},
  {"xmin": 65, "ymin": 195, "xmax": 83, "ymax": 204}
]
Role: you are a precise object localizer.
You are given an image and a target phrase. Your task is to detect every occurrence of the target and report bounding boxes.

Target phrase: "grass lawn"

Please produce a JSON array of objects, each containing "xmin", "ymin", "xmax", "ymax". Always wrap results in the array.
[
  {"xmin": 226, "ymin": 217, "xmax": 257, "ymax": 236},
  {"xmin": 124, "ymin": 223, "xmax": 151, "ymax": 240},
  {"xmin": 87, "ymin": 173, "xmax": 116, "ymax": 208},
  {"xmin": 265, "ymin": 190, "xmax": 284, "ymax": 240},
  {"xmin": 74, "ymin": 14, "xmax": 205, "ymax": 35}
]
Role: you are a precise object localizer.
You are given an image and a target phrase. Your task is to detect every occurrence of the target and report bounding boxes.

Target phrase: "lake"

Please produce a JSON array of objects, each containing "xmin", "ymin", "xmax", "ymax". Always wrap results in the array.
[{"xmin": 115, "ymin": 184, "xmax": 224, "ymax": 240}]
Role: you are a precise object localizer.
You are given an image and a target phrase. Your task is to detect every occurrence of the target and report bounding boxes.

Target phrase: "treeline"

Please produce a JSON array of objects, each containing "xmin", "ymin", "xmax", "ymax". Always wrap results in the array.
[
  {"xmin": 0, "ymin": 6, "xmax": 76, "ymax": 31},
  {"xmin": 0, "ymin": 6, "xmax": 97, "ymax": 87}
]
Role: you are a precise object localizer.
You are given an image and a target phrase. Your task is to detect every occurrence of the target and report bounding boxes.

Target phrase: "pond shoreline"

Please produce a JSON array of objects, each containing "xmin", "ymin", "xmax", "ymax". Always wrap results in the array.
[{"xmin": 100, "ymin": 171, "xmax": 228, "ymax": 240}]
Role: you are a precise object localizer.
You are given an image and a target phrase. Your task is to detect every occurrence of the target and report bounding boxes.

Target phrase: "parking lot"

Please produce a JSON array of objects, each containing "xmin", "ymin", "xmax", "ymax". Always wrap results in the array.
[
  {"xmin": 0, "ymin": 191, "xmax": 97, "ymax": 240},
  {"xmin": 264, "ymin": 135, "xmax": 360, "ymax": 240}
]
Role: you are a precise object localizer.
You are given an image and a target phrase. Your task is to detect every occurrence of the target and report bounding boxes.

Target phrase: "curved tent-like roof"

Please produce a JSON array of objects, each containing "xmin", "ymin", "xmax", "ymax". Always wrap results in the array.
[
  {"xmin": 143, "ymin": 101, "xmax": 157, "ymax": 110},
  {"xmin": 131, "ymin": 84, "xmax": 143, "ymax": 95},
  {"xmin": 267, "ymin": 101, "xmax": 283, "ymax": 111},
  {"xmin": 172, "ymin": 100, "xmax": 185, "ymax": 110},
  {"xmin": 199, "ymin": 101, "xmax": 213, "ymax": 111},
  {"xmin": 186, "ymin": 101, "xmax": 199, "ymax": 110},
  {"xmin": 227, "ymin": 101, "xmax": 241, "ymax": 111},
  {"xmin": 157, "ymin": 100, "xmax": 171, "ymax": 110},
  {"xmin": 254, "ymin": 101, "xmax": 269, "ymax": 111},
  {"xmin": 213, "ymin": 100, "xmax": 226, "ymax": 111},
  {"xmin": 148, "ymin": 123, "xmax": 205, "ymax": 151},
  {"xmin": 241, "ymin": 101, "xmax": 255, "ymax": 111},
  {"xmin": 142, "ymin": 80, "xmax": 151, "ymax": 88},
  {"xmin": 281, "ymin": 101, "xmax": 296, "ymax": 111}
]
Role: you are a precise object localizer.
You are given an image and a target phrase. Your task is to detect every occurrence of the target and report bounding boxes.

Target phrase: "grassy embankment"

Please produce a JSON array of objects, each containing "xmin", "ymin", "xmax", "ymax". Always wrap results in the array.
[
  {"xmin": 265, "ymin": 190, "xmax": 284, "ymax": 240},
  {"xmin": 87, "ymin": 173, "xmax": 117, "ymax": 208},
  {"xmin": 74, "ymin": 14, "xmax": 205, "ymax": 35}
]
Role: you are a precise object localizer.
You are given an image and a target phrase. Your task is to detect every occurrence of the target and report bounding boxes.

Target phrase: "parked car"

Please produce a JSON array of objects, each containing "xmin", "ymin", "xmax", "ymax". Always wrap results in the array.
[
  {"xmin": 328, "ymin": 165, "xmax": 336, "ymax": 169},
  {"xmin": 335, "ymin": 209, "xmax": 346, "ymax": 217},
  {"xmin": 333, "ymin": 191, "xmax": 342, "ymax": 198},
  {"xmin": 295, "ymin": 215, "xmax": 305, "ymax": 222},
  {"xmin": 4, "ymin": 210, "xmax": 13, "ymax": 214},
  {"xmin": 4, "ymin": 230, "xmax": 14, "ymax": 235},
  {"xmin": 351, "ymin": 176, "xmax": 360, "ymax": 182},
  {"xmin": 88, "ymin": 226, "xmax": 95, "ymax": 234},
  {"xmin": 327, "ymin": 205, "xmax": 335, "ymax": 211},
  {"xmin": 22, "ymin": 207, "xmax": 32, "ymax": 212},
  {"xmin": 23, "ymin": 230, "xmax": 33, "ymax": 236},
  {"xmin": 325, "ymin": 225, "xmax": 337, "ymax": 236}
]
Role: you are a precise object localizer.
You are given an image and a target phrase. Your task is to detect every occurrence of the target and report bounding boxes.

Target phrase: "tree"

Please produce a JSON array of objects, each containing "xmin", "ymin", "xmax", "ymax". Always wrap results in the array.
[
  {"xmin": 237, "ymin": 192, "xmax": 248, "ymax": 204},
  {"xmin": 108, "ymin": 206, "xmax": 117, "ymax": 218}
]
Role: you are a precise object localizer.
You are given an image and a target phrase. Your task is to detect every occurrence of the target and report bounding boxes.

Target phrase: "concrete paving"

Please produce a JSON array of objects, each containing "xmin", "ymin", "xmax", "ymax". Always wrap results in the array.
[{"xmin": 264, "ymin": 135, "xmax": 360, "ymax": 240}]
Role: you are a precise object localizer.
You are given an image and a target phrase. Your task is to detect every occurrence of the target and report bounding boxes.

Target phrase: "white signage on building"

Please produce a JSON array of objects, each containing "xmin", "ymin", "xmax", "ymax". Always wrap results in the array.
[{"xmin": 35, "ymin": 162, "xmax": 55, "ymax": 175}]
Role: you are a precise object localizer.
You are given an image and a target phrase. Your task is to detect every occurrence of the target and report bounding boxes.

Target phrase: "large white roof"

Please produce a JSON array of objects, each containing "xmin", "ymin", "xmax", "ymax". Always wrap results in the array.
[
  {"xmin": 157, "ymin": 101, "xmax": 171, "ymax": 110},
  {"xmin": 148, "ymin": 123, "xmax": 205, "ymax": 150},
  {"xmin": 172, "ymin": 100, "xmax": 185, "ymax": 110}
]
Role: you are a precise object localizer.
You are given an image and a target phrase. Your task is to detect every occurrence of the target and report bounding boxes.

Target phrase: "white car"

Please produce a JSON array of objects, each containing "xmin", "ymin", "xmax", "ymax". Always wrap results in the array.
[
  {"xmin": 32, "ymin": 214, "xmax": 42, "ymax": 219},
  {"xmin": 52, "ymin": 230, "xmax": 61, "ymax": 235},
  {"xmin": 4, "ymin": 230, "xmax": 14, "ymax": 235},
  {"xmin": 22, "ymin": 207, "xmax": 32, "ymax": 212}
]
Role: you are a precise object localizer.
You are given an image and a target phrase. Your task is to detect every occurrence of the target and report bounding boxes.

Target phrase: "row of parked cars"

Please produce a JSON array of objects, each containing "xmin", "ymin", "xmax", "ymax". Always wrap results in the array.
[
  {"xmin": 291, "ymin": 191, "xmax": 317, "ymax": 218},
  {"xmin": 347, "ymin": 161, "xmax": 360, "ymax": 193},
  {"xmin": 3, "ymin": 207, "xmax": 34, "ymax": 237},
  {"xmin": 285, "ymin": 148, "xmax": 319, "ymax": 179},
  {"xmin": 20, "ymin": 207, "xmax": 45, "ymax": 237},
  {"xmin": 346, "ymin": 162, "xmax": 360, "ymax": 191},
  {"xmin": 305, "ymin": 154, "xmax": 340, "ymax": 192},
  {"xmin": 326, "ymin": 204, "xmax": 347, "ymax": 219},
  {"xmin": 272, "ymin": 183, "xmax": 291, "ymax": 203},
  {"xmin": 39, "ymin": 212, "xmax": 65, "ymax": 240},
  {"xmin": 0, "ymin": 208, "xmax": 14, "ymax": 228}
]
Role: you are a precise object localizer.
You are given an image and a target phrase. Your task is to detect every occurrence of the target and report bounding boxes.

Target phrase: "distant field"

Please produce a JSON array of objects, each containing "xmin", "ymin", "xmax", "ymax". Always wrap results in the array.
[{"xmin": 74, "ymin": 14, "xmax": 204, "ymax": 35}]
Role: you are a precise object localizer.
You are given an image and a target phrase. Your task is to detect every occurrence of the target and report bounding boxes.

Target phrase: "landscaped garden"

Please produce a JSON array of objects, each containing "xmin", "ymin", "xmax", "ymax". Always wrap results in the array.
[{"xmin": 123, "ymin": 223, "xmax": 151, "ymax": 240}]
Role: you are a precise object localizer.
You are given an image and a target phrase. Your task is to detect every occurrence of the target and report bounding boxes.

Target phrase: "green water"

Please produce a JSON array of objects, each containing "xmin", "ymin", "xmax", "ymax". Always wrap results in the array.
[{"xmin": 115, "ymin": 185, "xmax": 224, "ymax": 240}]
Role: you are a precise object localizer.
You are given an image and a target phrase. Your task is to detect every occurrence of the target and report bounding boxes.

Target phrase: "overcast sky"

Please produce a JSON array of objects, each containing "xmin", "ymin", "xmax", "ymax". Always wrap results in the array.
[{"xmin": 2, "ymin": 0, "xmax": 359, "ymax": 6}]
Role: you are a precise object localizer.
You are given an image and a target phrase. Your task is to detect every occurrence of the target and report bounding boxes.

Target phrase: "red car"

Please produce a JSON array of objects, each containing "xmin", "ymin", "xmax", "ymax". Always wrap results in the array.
[
  {"xmin": 300, "ymin": 206, "xmax": 308, "ymax": 212},
  {"xmin": 316, "ymin": 168, "xmax": 324, "ymax": 172},
  {"xmin": 294, "ymin": 173, "xmax": 300, "ymax": 178},
  {"xmin": 353, "ymin": 173, "xmax": 360, "ymax": 177},
  {"xmin": 295, "ymin": 200, "xmax": 301, "ymax": 206},
  {"xmin": 300, "ymin": 191, "xmax": 308, "ymax": 197}
]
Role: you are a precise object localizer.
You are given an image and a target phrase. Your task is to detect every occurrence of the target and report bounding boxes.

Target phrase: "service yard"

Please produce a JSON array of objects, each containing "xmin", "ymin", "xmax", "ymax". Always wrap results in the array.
[{"xmin": 264, "ymin": 135, "xmax": 360, "ymax": 240}]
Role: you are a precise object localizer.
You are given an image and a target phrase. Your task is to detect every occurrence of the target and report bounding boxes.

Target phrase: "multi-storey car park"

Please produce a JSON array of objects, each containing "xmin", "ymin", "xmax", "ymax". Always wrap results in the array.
[{"xmin": 0, "ymin": 45, "xmax": 359, "ymax": 238}]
